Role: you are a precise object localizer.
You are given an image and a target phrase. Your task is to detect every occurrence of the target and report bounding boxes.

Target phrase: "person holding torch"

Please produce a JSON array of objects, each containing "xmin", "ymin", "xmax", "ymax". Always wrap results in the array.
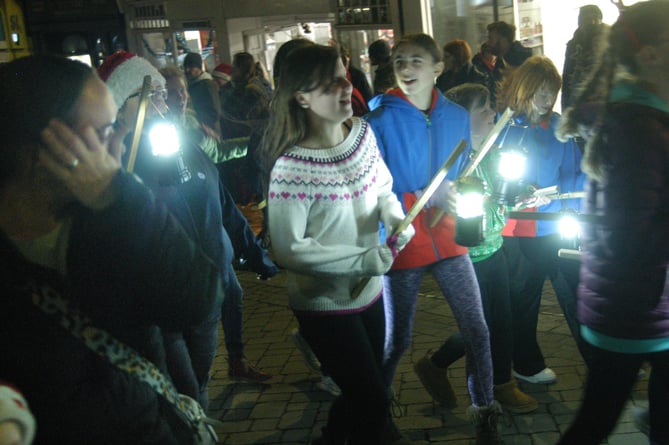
[
  {"xmin": 496, "ymin": 56, "xmax": 586, "ymax": 387},
  {"xmin": 365, "ymin": 33, "xmax": 501, "ymax": 445}
]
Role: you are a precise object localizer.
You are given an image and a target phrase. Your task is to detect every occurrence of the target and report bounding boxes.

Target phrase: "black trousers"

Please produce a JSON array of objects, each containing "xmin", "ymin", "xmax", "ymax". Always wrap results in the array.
[
  {"xmin": 558, "ymin": 346, "xmax": 669, "ymax": 445},
  {"xmin": 296, "ymin": 298, "xmax": 388, "ymax": 445},
  {"xmin": 503, "ymin": 234, "xmax": 592, "ymax": 375}
]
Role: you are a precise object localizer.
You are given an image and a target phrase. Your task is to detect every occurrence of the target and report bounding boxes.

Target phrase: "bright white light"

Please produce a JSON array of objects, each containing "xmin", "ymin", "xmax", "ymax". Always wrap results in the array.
[
  {"xmin": 559, "ymin": 215, "xmax": 580, "ymax": 239},
  {"xmin": 149, "ymin": 122, "xmax": 180, "ymax": 156},
  {"xmin": 457, "ymin": 192, "xmax": 484, "ymax": 219},
  {"xmin": 498, "ymin": 150, "xmax": 526, "ymax": 180},
  {"xmin": 67, "ymin": 54, "xmax": 92, "ymax": 66}
]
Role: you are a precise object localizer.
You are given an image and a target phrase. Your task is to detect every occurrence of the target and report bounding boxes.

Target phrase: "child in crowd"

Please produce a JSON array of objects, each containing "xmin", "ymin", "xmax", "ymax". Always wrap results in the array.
[
  {"xmin": 365, "ymin": 33, "xmax": 501, "ymax": 445},
  {"xmin": 260, "ymin": 44, "xmax": 414, "ymax": 445},
  {"xmin": 496, "ymin": 56, "xmax": 586, "ymax": 386},
  {"xmin": 414, "ymin": 83, "xmax": 538, "ymax": 415}
]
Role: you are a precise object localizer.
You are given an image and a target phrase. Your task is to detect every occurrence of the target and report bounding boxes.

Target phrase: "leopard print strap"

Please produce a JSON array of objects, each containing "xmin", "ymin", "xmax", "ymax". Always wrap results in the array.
[{"xmin": 23, "ymin": 280, "xmax": 205, "ymax": 430}]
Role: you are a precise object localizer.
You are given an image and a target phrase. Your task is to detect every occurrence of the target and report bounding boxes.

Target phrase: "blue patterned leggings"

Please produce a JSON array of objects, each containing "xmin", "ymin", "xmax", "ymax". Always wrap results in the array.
[{"xmin": 382, "ymin": 254, "xmax": 494, "ymax": 406}]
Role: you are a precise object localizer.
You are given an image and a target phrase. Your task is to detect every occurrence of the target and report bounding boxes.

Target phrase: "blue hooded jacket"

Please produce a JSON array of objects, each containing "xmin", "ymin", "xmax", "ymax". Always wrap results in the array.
[
  {"xmin": 365, "ymin": 88, "xmax": 472, "ymax": 269},
  {"xmin": 500, "ymin": 112, "xmax": 585, "ymax": 237}
]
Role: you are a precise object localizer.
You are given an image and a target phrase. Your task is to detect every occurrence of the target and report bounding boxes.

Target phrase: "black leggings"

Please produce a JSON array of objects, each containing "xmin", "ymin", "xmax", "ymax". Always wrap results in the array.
[
  {"xmin": 558, "ymin": 346, "xmax": 669, "ymax": 445},
  {"xmin": 296, "ymin": 298, "xmax": 388, "ymax": 445}
]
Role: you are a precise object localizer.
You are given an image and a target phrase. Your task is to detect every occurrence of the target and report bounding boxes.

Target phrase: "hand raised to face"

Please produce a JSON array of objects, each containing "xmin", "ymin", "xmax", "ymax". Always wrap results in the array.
[{"xmin": 39, "ymin": 118, "xmax": 124, "ymax": 210}]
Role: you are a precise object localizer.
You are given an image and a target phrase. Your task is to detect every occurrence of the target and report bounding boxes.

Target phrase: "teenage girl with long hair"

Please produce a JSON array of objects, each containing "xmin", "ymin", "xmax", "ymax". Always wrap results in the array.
[{"xmin": 259, "ymin": 44, "xmax": 414, "ymax": 445}]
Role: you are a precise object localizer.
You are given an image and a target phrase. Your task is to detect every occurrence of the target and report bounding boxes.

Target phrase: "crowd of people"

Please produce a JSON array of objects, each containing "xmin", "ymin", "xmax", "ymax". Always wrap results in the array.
[{"xmin": 1, "ymin": 1, "xmax": 668, "ymax": 444}]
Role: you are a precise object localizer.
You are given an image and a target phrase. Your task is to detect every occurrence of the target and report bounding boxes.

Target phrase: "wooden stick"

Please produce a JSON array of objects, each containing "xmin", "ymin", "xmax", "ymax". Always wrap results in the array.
[
  {"xmin": 429, "ymin": 107, "xmax": 514, "ymax": 227},
  {"xmin": 351, "ymin": 139, "xmax": 467, "ymax": 298},
  {"xmin": 506, "ymin": 211, "xmax": 601, "ymax": 224},
  {"xmin": 126, "ymin": 75, "xmax": 152, "ymax": 173},
  {"xmin": 548, "ymin": 191, "xmax": 586, "ymax": 200}
]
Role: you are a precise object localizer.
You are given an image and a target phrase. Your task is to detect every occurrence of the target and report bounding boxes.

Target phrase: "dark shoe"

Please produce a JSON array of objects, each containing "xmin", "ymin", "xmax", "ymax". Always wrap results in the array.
[
  {"xmin": 311, "ymin": 427, "xmax": 346, "ymax": 445},
  {"xmin": 466, "ymin": 402, "xmax": 505, "ymax": 445},
  {"xmin": 291, "ymin": 328, "xmax": 321, "ymax": 373},
  {"xmin": 228, "ymin": 357, "xmax": 272, "ymax": 382},
  {"xmin": 414, "ymin": 354, "xmax": 457, "ymax": 407},
  {"xmin": 494, "ymin": 379, "xmax": 538, "ymax": 414},
  {"xmin": 316, "ymin": 375, "xmax": 342, "ymax": 396},
  {"xmin": 383, "ymin": 416, "xmax": 413, "ymax": 444}
]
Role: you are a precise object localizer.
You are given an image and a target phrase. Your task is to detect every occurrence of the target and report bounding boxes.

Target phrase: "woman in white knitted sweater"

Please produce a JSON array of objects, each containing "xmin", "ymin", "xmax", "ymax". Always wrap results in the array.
[{"xmin": 259, "ymin": 43, "xmax": 414, "ymax": 445}]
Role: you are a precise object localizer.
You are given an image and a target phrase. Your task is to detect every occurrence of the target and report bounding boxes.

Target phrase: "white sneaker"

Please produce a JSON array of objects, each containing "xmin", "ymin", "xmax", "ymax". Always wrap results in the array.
[
  {"xmin": 291, "ymin": 328, "xmax": 321, "ymax": 373},
  {"xmin": 316, "ymin": 375, "xmax": 342, "ymax": 396},
  {"xmin": 513, "ymin": 367, "xmax": 557, "ymax": 384}
]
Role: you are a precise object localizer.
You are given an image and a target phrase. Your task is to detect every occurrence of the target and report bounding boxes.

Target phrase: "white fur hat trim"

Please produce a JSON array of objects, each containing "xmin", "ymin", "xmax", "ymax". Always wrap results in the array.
[{"xmin": 104, "ymin": 55, "xmax": 165, "ymax": 110}]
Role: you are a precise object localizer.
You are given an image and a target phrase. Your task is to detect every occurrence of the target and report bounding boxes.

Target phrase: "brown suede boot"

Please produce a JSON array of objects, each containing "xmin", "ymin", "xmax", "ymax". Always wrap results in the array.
[
  {"xmin": 494, "ymin": 379, "xmax": 538, "ymax": 414},
  {"xmin": 413, "ymin": 354, "xmax": 457, "ymax": 408}
]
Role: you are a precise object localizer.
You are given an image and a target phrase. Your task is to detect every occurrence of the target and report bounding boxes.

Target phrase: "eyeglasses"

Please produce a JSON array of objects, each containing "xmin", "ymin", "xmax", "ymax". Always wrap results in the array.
[{"xmin": 125, "ymin": 88, "xmax": 168, "ymax": 105}]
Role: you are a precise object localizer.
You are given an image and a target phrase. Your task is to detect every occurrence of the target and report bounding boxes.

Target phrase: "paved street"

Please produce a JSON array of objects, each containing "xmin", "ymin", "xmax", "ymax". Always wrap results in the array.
[{"xmin": 207, "ymin": 268, "xmax": 650, "ymax": 445}]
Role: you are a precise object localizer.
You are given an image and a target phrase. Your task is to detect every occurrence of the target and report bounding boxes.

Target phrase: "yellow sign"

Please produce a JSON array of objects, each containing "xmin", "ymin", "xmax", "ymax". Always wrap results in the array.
[{"xmin": 0, "ymin": 0, "xmax": 31, "ymax": 60}]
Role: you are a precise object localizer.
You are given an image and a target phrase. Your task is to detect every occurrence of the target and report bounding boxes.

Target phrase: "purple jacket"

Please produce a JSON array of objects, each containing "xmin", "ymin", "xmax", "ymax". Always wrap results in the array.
[{"xmin": 578, "ymin": 102, "xmax": 669, "ymax": 340}]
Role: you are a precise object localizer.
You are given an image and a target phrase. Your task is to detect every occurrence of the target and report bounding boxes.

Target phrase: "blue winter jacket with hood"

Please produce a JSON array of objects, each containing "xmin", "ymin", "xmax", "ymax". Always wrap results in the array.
[
  {"xmin": 500, "ymin": 112, "xmax": 585, "ymax": 238},
  {"xmin": 365, "ymin": 87, "xmax": 472, "ymax": 269}
]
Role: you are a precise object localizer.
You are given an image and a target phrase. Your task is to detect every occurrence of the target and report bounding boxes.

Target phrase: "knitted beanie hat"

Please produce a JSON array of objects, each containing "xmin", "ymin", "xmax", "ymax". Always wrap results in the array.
[
  {"xmin": 183, "ymin": 52, "xmax": 203, "ymax": 69},
  {"xmin": 212, "ymin": 63, "xmax": 233, "ymax": 82},
  {"xmin": 0, "ymin": 384, "xmax": 36, "ymax": 445},
  {"xmin": 97, "ymin": 50, "xmax": 165, "ymax": 110}
]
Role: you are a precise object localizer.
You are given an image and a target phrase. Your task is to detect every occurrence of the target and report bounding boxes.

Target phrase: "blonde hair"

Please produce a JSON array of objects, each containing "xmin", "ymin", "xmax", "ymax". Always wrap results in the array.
[
  {"xmin": 159, "ymin": 64, "xmax": 185, "ymax": 83},
  {"xmin": 496, "ymin": 56, "xmax": 561, "ymax": 119}
]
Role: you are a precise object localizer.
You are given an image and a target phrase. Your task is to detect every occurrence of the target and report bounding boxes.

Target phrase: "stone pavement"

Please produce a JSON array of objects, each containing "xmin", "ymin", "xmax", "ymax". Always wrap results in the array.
[{"xmin": 207, "ymin": 269, "xmax": 650, "ymax": 445}]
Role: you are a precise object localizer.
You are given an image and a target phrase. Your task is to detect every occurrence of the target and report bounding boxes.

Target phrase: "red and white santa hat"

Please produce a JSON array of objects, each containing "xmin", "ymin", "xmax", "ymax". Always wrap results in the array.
[
  {"xmin": 0, "ymin": 383, "xmax": 36, "ymax": 445},
  {"xmin": 97, "ymin": 50, "xmax": 165, "ymax": 110},
  {"xmin": 212, "ymin": 63, "xmax": 233, "ymax": 82}
]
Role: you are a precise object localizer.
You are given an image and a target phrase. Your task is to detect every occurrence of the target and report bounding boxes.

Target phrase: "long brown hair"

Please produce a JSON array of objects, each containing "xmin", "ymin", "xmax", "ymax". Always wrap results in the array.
[{"xmin": 259, "ymin": 44, "xmax": 340, "ymax": 194}]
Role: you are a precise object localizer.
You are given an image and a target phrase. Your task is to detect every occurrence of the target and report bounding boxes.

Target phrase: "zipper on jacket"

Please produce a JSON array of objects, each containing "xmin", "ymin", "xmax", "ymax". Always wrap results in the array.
[{"xmin": 424, "ymin": 113, "xmax": 442, "ymax": 261}]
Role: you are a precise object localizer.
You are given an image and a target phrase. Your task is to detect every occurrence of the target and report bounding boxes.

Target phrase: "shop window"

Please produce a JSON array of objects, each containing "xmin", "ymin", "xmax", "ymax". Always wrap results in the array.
[{"xmin": 336, "ymin": 0, "xmax": 391, "ymax": 26}]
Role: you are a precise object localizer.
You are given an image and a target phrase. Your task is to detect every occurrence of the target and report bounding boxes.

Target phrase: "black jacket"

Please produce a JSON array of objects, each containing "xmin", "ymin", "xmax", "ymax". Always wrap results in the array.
[
  {"xmin": 490, "ymin": 41, "xmax": 532, "ymax": 107},
  {"xmin": 1, "ymin": 171, "xmax": 222, "ymax": 444},
  {"xmin": 436, "ymin": 63, "xmax": 488, "ymax": 95}
]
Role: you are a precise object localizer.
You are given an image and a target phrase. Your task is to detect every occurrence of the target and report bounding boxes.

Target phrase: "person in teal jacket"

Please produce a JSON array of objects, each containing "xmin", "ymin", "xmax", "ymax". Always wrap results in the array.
[
  {"xmin": 496, "ymin": 56, "xmax": 586, "ymax": 386},
  {"xmin": 365, "ymin": 33, "xmax": 502, "ymax": 445}
]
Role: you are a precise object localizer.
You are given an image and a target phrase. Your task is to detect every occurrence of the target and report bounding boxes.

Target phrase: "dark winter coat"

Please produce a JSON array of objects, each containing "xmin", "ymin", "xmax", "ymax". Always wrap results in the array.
[
  {"xmin": 0, "ymin": 171, "xmax": 222, "ymax": 444},
  {"xmin": 436, "ymin": 63, "xmax": 489, "ymax": 95},
  {"xmin": 562, "ymin": 23, "xmax": 608, "ymax": 110},
  {"xmin": 490, "ymin": 41, "xmax": 532, "ymax": 107},
  {"xmin": 578, "ymin": 102, "xmax": 669, "ymax": 341},
  {"xmin": 188, "ymin": 72, "xmax": 222, "ymax": 137}
]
